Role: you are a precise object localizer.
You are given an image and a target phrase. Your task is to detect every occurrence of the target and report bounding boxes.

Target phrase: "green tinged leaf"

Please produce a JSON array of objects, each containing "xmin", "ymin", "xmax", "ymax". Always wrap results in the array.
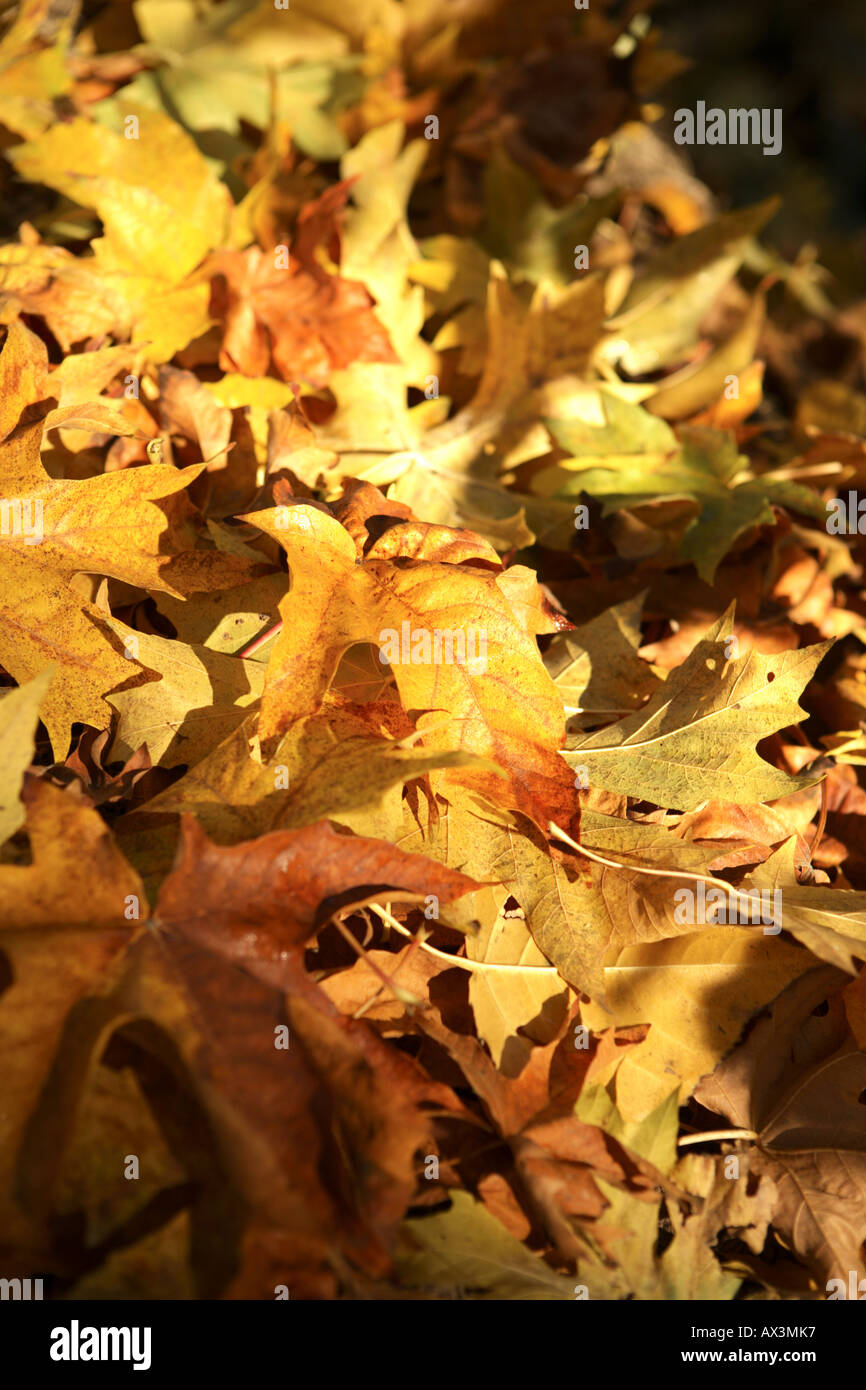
[
  {"xmin": 565, "ymin": 610, "xmax": 831, "ymax": 810},
  {"xmin": 398, "ymin": 1191, "xmax": 576, "ymax": 1300}
]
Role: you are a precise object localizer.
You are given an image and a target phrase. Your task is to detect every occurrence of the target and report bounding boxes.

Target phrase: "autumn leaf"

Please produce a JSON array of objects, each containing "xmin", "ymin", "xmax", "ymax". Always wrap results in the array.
[
  {"xmin": 207, "ymin": 243, "xmax": 398, "ymax": 388},
  {"xmin": 545, "ymin": 592, "xmax": 662, "ymax": 722},
  {"xmin": 104, "ymin": 621, "xmax": 265, "ymax": 768},
  {"xmin": 244, "ymin": 499, "xmax": 577, "ymax": 825},
  {"xmin": 0, "ymin": 669, "xmax": 53, "ymax": 845},
  {"xmin": 545, "ymin": 400, "xmax": 826, "ymax": 581},
  {"xmin": 156, "ymin": 812, "xmax": 486, "ymax": 958},
  {"xmin": 125, "ymin": 0, "xmax": 352, "ymax": 161},
  {"xmin": 465, "ymin": 894, "xmax": 571, "ymax": 1074},
  {"xmin": 564, "ymin": 608, "xmax": 831, "ymax": 811},
  {"xmin": 397, "ymin": 1190, "xmax": 576, "ymax": 1300},
  {"xmin": 0, "ymin": 0, "xmax": 73, "ymax": 139},
  {"xmin": 746, "ymin": 838, "xmax": 866, "ymax": 974},
  {"xmin": 0, "ymin": 780, "xmax": 144, "ymax": 1257},
  {"xmin": 0, "ymin": 415, "xmax": 228, "ymax": 754},
  {"xmin": 581, "ymin": 928, "xmax": 816, "ymax": 1119},
  {"xmin": 9, "ymin": 109, "xmax": 231, "ymax": 360},
  {"xmin": 601, "ymin": 199, "xmax": 780, "ymax": 374},
  {"xmin": 696, "ymin": 967, "xmax": 866, "ymax": 1288},
  {"xmin": 127, "ymin": 697, "xmax": 485, "ymax": 838}
]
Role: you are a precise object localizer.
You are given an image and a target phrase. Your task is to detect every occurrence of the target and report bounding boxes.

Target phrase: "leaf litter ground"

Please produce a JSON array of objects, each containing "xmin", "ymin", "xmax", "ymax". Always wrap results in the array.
[{"xmin": 0, "ymin": 0, "xmax": 864, "ymax": 1302}]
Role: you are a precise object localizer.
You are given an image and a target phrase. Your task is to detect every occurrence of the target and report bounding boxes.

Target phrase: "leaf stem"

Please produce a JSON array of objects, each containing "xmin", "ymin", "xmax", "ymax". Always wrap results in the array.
[
  {"xmin": 677, "ymin": 1129, "xmax": 759, "ymax": 1147},
  {"xmin": 811, "ymin": 776, "xmax": 829, "ymax": 861},
  {"xmin": 331, "ymin": 913, "xmax": 422, "ymax": 1008},
  {"xmin": 369, "ymin": 902, "xmax": 563, "ymax": 975},
  {"xmin": 549, "ymin": 821, "xmax": 777, "ymax": 920},
  {"xmin": 237, "ymin": 621, "xmax": 283, "ymax": 659}
]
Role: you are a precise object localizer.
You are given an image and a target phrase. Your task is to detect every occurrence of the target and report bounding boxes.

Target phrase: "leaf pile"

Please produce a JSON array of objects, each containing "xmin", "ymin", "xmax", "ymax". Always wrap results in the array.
[{"xmin": 0, "ymin": 0, "xmax": 865, "ymax": 1301}]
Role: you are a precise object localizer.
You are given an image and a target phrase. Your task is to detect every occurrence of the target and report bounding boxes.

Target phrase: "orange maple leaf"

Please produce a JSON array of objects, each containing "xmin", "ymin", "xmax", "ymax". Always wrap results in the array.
[{"xmin": 208, "ymin": 244, "xmax": 397, "ymax": 387}]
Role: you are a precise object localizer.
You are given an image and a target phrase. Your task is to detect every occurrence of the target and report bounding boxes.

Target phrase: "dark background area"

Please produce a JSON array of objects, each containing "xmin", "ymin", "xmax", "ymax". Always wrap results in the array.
[{"xmin": 655, "ymin": 0, "xmax": 866, "ymax": 291}]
